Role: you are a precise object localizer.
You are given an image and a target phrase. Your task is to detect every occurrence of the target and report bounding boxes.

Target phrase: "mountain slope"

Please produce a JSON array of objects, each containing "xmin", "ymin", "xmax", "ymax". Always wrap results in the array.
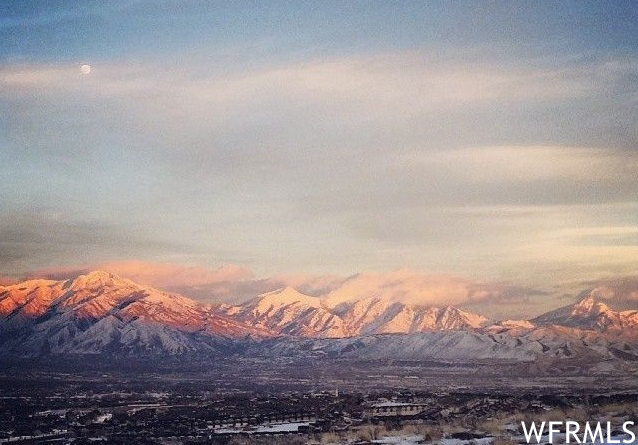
[
  {"xmin": 216, "ymin": 291, "xmax": 488, "ymax": 338},
  {"xmin": 248, "ymin": 323, "xmax": 638, "ymax": 366},
  {"xmin": 0, "ymin": 271, "xmax": 269, "ymax": 355},
  {"xmin": 533, "ymin": 292, "xmax": 638, "ymax": 337},
  {"xmin": 333, "ymin": 297, "xmax": 487, "ymax": 334},
  {"xmin": 1, "ymin": 273, "xmax": 638, "ymax": 366},
  {"xmin": 218, "ymin": 287, "xmax": 349, "ymax": 337}
]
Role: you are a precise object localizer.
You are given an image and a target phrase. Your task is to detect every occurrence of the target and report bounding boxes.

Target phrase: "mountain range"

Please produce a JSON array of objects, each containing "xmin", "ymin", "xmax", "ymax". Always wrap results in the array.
[{"xmin": 1, "ymin": 271, "xmax": 637, "ymax": 364}]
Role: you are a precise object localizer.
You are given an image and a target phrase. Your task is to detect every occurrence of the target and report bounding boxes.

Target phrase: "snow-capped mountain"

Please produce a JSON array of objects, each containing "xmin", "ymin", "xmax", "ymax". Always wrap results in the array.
[
  {"xmin": 217, "ymin": 287, "xmax": 349, "ymax": 337},
  {"xmin": 0, "ymin": 271, "xmax": 268, "ymax": 355},
  {"xmin": 533, "ymin": 291, "xmax": 638, "ymax": 337},
  {"xmin": 215, "ymin": 290, "xmax": 487, "ymax": 337},
  {"xmin": 333, "ymin": 298, "xmax": 487, "ymax": 334},
  {"xmin": 1, "ymin": 272, "xmax": 638, "ymax": 364},
  {"xmin": 246, "ymin": 323, "xmax": 638, "ymax": 370}
]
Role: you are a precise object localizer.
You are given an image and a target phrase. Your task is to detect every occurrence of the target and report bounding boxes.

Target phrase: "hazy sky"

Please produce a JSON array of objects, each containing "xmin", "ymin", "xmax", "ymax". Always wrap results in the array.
[{"xmin": 1, "ymin": 1, "xmax": 637, "ymax": 286}]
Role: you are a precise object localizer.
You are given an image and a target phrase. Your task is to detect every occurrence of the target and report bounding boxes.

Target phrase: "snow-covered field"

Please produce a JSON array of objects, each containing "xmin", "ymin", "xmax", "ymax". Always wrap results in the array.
[{"xmin": 324, "ymin": 431, "xmax": 638, "ymax": 445}]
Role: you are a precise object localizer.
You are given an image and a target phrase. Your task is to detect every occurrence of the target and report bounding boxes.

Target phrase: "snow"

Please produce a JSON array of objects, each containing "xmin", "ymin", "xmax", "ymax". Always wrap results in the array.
[
  {"xmin": 218, "ymin": 291, "xmax": 489, "ymax": 338},
  {"xmin": 371, "ymin": 435, "xmax": 427, "ymax": 445},
  {"xmin": 499, "ymin": 319, "xmax": 535, "ymax": 329},
  {"xmin": 438, "ymin": 438, "xmax": 492, "ymax": 445},
  {"xmin": 214, "ymin": 421, "xmax": 310, "ymax": 435},
  {"xmin": 95, "ymin": 413, "xmax": 112, "ymax": 423},
  {"xmin": 3, "ymin": 270, "xmax": 638, "ymax": 359},
  {"xmin": 370, "ymin": 402, "xmax": 420, "ymax": 407},
  {"xmin": 253, "ymin": 287, "xmax": 324, "ymax": 312}
]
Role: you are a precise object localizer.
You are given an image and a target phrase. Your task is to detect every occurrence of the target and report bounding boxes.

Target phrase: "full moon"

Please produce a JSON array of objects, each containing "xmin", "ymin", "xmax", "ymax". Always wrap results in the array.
[{"xmin": 80, "ymin": 64, "xmax": 91, "ymax": 75}]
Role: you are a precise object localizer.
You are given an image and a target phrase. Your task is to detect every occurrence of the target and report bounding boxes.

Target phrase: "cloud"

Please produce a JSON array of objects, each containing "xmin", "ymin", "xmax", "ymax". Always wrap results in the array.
[
  {"xmin": 0, "ymin": 210, "xmax": 190, "ymax": 276},
  {"xmin": 1, "ymin": 51, "xmax": 637, "ymax": 280},
  {"xmin": 550, "ymin": 226, "xmax": 638, "ymax": 245},
  {"xmin": 25, "ymin": 261, "xmax": 547, "ymax": 318},
  {"xmin": 30, "ymin": 260, "xmax": 253, "ymax": 288},
  {"xmin": 0, "ymin": 2, "xmax": 142, "ymax": 30},
  {"xmin": 0, "ymin": 277, "xmax": 17, "ymax": 286},
  {"xmin": 27, "ymin": 260, "xmax": 268, "ymax": 304},
  {"xmin": 3, "ymin": 53, "xmax": 631, "ymax": 117},
  {"xmin": 27, "ymin": 261, "xmax": 348, "ymax": 305},
  {"xmin": 320, "ymin": 269, "xmax": 545, "ymax": 308},
  {"xmin": 3, "ymin": 53, "xmax": 636, "ymax": 140},
  {"xmin": 565, "ymin": 276, "xmax": 638, "ymax": 311}
]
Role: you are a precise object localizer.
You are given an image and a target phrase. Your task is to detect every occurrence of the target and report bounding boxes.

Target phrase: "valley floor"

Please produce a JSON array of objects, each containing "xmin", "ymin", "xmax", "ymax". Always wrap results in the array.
[{"xmin": 1, "ymin": 357, "xmax": 637, "ymax": 444}]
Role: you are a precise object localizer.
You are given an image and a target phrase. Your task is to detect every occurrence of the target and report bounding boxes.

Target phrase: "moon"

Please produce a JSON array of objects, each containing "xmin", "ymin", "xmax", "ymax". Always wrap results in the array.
[{"xmin": 80, "ymin": 64, "xmax": 91, "ymax": 75}]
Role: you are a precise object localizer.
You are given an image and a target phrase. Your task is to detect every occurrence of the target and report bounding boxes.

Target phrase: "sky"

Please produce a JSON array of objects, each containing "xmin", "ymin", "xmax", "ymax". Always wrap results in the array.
[{"xmin": 1, "ymin": 1, "xmax": 638, "ymax": 294}]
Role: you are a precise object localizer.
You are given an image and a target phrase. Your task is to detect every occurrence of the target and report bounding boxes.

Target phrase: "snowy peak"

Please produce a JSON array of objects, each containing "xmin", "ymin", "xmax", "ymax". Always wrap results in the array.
[
  {"xmin": 218, "ymin": 287, "xmax": 346, "ymax": 337},
  {"xmin": 0, "ymin": 271, "xmax": 271, "ymax": 356},
  {"xmin": 216, "ymin": 289, "xmax": 488, "ymax": 338},
  {"xmin": 570, "ymin": 294, "xmax": 612, "ymax": 317},
  {"xmin": 60, "ymin": 271, "xmax": 150, "ymax": 315},
  {"xmin": 534, "ymin": 291, "xmax": 638, "ymax": 337},
  {"xmin": 255, "ymin": 287, "xmax": 324, "ymax": 310},
  {"xmin": 3, "ymin": 272, "xmax": 638, "ymax": 358},
  {"xmin": 70, "ymin": 270, "xmax": 121, "ymax": 286},
  {"xmin": 331, "ymin": 298, "xmax": 487, "ymax": 335},
  {"xmin": 572, "ymin": 294, "xmax": 595, "ymax": 314},
  {"xmin": 435, "ymin": 305, "xmax": 488, "ymax": 329},
  {"xmin": 0, "ymin": 278, "xmax": 65, "ymax": 318},
  {"xmin": 494, "ymin": 319, "xmax": 535, "ymax": 330}
]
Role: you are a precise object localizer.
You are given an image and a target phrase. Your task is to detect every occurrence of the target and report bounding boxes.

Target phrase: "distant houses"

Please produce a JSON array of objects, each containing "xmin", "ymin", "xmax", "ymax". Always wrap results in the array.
[{"xmin": 364, "ymin": 401, "xmax": 429, "ymax": 419}]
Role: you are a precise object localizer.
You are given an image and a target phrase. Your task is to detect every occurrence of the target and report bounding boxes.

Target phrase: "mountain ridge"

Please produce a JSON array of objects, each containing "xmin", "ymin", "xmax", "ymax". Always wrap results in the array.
[
  {"xmin": 214, "ymin": 289, "xmax": 489, "ymax": 338},
  {"xmin": 0, "ymin": 271, "xmax": 270, "ymax": 356},
  {"xmin": 1, "ymin": 271, "xmax": 637, "ymax": 364},
  {"xmin": 533, "ymin": 292, "xmax": 638, "ymax": 337}
]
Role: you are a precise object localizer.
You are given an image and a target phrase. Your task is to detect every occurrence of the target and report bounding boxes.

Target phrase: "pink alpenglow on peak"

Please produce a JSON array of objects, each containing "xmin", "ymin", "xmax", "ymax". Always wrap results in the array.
[{"xmin": 0, "ymin": 271, "xmax": 271, "ymax": 355}]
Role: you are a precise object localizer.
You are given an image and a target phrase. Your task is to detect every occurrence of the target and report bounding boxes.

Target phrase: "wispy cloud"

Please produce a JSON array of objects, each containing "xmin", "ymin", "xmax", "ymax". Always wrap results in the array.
[
  {"xmin": 1, "ymin": 50, "xmax": 637, "ymax": 281},
  {"xmin": 0, "ymin": 210, "xmax": 192, "ymax": 276},
  {"xmin": 0, "ymin": 2, "xmax": 144, "ymax": 30},
  {"xmin": 4, "ymin": 52, "xmax": 634, "ymax": 108},
  {"xmin": 25, "ymin": 260, "xmax": 547, "ymax": 318}
]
